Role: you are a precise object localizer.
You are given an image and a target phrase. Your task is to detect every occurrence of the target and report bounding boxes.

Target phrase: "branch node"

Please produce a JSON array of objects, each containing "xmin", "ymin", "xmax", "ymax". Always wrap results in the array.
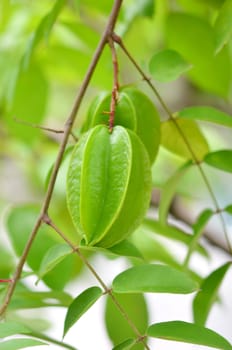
[{"xmin": 42, "ymin": 213, "xmax": 52, "ymax": 226}]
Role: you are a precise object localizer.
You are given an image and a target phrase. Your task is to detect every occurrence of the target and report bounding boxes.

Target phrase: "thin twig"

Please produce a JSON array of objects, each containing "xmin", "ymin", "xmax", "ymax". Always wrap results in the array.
[
  {"xmin": 107, "ymin": 36, "xmax": 120, "ymax": 131},
  {"xmin": 0, "ymin": 279, "xmax": 12, "ymax": 283},
  {"xmin": 169, "ymin": 199, "xmax": 232, "ymax": 256},
  {"xmin": 13, "ymin": 117, "xmax": 78, "ymax": 141},
  {"xmin": 0, "ymin": 0, "xmax": 123, "ymax": 317},
  {"xmin": 43, "ymin": 215, "xmax": 150, "ymax": 350},
  {"xmin": 14, "ymin": 117, "xmax": 64, "ymax": 134},
  {"xmin": 114, "ymin": 33, "xmax": 232, "ymax": 254},
  {"xmin": 42, "ymin": 214, "xmax": 109, "ymax": 291}
]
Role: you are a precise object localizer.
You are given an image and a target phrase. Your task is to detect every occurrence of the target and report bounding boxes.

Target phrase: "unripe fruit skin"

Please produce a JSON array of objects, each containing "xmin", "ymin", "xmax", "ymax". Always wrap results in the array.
[
  {"xmin": 67, "ymin": 125, "xmax": 152, "ymax": 248},
  {"xmin": 81, "ymin": 87, "xmax": 160, "ymax": 164}
]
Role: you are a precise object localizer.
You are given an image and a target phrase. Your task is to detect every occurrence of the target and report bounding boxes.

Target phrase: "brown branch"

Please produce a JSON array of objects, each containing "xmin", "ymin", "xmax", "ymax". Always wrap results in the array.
[
  {"xmin": 108, "ymin": 36, "xmax": 120, "ymax": 131},
  {"xmin": 114, "ymin": 33, "xmax": 232, "ymax": 254},
  {"xmin": 0, "ymin": 0, "xmax": 123, "ymax": 317},
  {"xmin": 43, "ymin": 215, "xmax": 150, "ymax": 350},
  {"xmin": 42, "ymin": 214, "xmax": 109, "ymax": 291}
]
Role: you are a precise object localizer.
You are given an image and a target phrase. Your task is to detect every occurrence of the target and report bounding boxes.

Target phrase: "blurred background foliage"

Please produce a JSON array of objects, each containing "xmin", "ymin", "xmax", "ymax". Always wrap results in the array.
[{"xmin": 1, "ymin": 0, "xmax": 232, "ymax": 348}]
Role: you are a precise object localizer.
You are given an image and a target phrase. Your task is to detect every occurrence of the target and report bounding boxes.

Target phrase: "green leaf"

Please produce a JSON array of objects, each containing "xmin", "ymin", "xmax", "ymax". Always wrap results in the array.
[
  {"xmin": 113, "ymin": 339, "xmax": 136, "ymax": 350},
  {"xmin": 178, "ymin": 106, "xmax": 232, "ymax": 128},
  {"xmin": 112, "ymin": 264, "xmax": 198, "ymax": 294},
  {"xmin": 214, "ymin": 0, "xmax": 232, "ymax": 53},
  {"xmin": 108, "ymin": 240, "xmax": 144, "ymax": 260},
  {"xmin": 38, "ymin": 243, "xmax": 73, "ymax": 281},
  {"xmin": 22, "ymin": 0, "xmax": 66, "ymax": 68},
  {"xmin": 225, "ymin": 204, "xmax": 232, "ymax": 215},
  {"xmin": 6, "ymin": 205, "xmax": 76, "ymax": 290},
  {"xmin": 105, "ymin": 293, "xmax": 148, "ymax": 350},
  {"xmin": 166, "ymin": 13, "xmax": 231, "ymax": 97},
  {"xmin": 166, "ymin": 13, "xmax": 214, "ymax": 65},
  {"xmin": 123, "ymin": 0, "xmax": 154, "ymax": 22},
  {"xmin": 63, "ymin": 286, "xmax": 103, "ymax": 337},
  {"xmin": 193, "ymin": 208, "xmax": 214, "ymax": 240},
  {"xmin": 0, "ymin": 338, "xmax": 47, "ymax": 350},
  {"xmin": 147, "ymin": 321, "xmax": 232, "ymax": 350},
  {"xmin": 193, "ymin": 262, "xmax": 231, "ymax": 326},
  {"xmin": 159, "ymin": 161, "xmax": 191, "ymax": 225},
  {"xmin": 10, "ymin": 289, "xmax": 72, "ymax": 309},
  {"xmin": 79, "ymin": 0, "xmax": 114, "ymax": 15},
  {"xmin": 0, "ymin": 245, "xmax": 14, "ymax": 279},
  {"xmin": 0, "ymin": 322, "xmax": 31, "ymax": 338},
  {"xmin": 161, "ymin": 118, "xmax": 209, "ymax": 160},
  {"xmin": 143, "ymin": 219, "xmax": 209, "ymax": 257},
  {"xmin": 184, "ymin": 209, "xmax": 214, "ymax": 266},
  {"xmin": 8, "ymin": 63, "xmax": 49, "ymax": 144},
  {"xmin": 204, "ymin": 150, "xmax": 232, "ymax": 173},
  {"xmin": 149, "ymin": 49, "xmax": 192, "ymax": 82},
  {"xmin": 131, "ymin": 227, "xmax": 179, "ymax": 267}
]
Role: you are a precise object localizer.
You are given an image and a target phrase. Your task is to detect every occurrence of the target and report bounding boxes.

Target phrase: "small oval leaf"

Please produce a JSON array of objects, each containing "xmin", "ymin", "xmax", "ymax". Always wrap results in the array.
[
  {"xmin": 63, "ymin": 286, "xmax": 103, "ymax": 337},
  {"xmin": 161, "ymin": 118, "xmax": 209, "ymax": 160},
  {"xmin": 178, "ymin": 106, "xmax": 232, "ymax": 128},
  {"xmin": 149, "ymin": 49, "xmax": 192, "ymax": 82},
  {"xmin": 147, "ymin": 321, "xmax": 232, "ymax": 350},
  {"xmin": 105, "ymin": 293, "xmax": 148, "ymax": 350},
  {"xmin": 38, "ymin": 243, "xmax": 73, "ymax": 281},
  {"xmin": 193, "ymin": 262, "xmax": 231, "ymax": 326},
  {"xmin": 204, "ymin": 150, "xmax": 232, "ymax": 173},
  {"xmin": 108, "ymin": 239, "xmax": 144, "ymax": 260},
  {"xmin": 112, "ymin": 264, "xmax": 198, "ymax": 294}
]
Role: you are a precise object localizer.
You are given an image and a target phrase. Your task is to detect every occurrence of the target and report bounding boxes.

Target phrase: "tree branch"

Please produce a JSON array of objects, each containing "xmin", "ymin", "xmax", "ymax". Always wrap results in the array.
[
  {"xmin": 0, "ymin": 0, "xmax": 123, "ymax": 317},
  {"xmin": 107, "ymin": 36, "xmax": 120, "ymax": 131},
  {"xmin": 43, "ymin": 215, "xmax": 150, "ymax": 350},
  {"xmin": 114, "ymin": 33, "xmax": 232, "ymax": 255}
]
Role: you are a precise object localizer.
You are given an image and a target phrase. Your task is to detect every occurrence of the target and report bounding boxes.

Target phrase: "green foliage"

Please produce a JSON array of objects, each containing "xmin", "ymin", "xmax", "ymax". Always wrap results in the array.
[
  {"xmin": 193, "ymin": 263, "xmax": 231, "ymax": 326},
  {"xmin": 1, "ymin": 1, "xmax": 232, "ymax": 349},
  {"xmin": 161, "ymin": 118, "xmax": 209, "ymax": 160},
  {"xmin": 0, "ymin": 338, "xmax": 47, "ymax": 350},
  {"xmin": 178, "ymin": 106, "xmax": 232, "ymax": 128},
  {"xmin": 63, "ymin": 286, "xmax": 103, "ymax": 337},
  {"xmin": 204, "ymin": 150, "xmax": 232, "ymax": 173},
  {"xmin": 6, "ymin": 205, "xmax": 78, "ymax": 290},
  {"xmin": 147, "ymin": 321, "xmax": 232, "ymax": 350},
  {"xmin": 112, "ymin": 264, "xmax": 198, "ymax": 294},
  {"xmin": 149, "ymin": 49, "xmax": 192, "ymax": 82},
  {"xmin": 105, "ymin": 293, "xmax": 148, "ymax": 350},
  {"xmin": 214, "ymin": 0, "xmax": 232, "ymax": 53}
]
